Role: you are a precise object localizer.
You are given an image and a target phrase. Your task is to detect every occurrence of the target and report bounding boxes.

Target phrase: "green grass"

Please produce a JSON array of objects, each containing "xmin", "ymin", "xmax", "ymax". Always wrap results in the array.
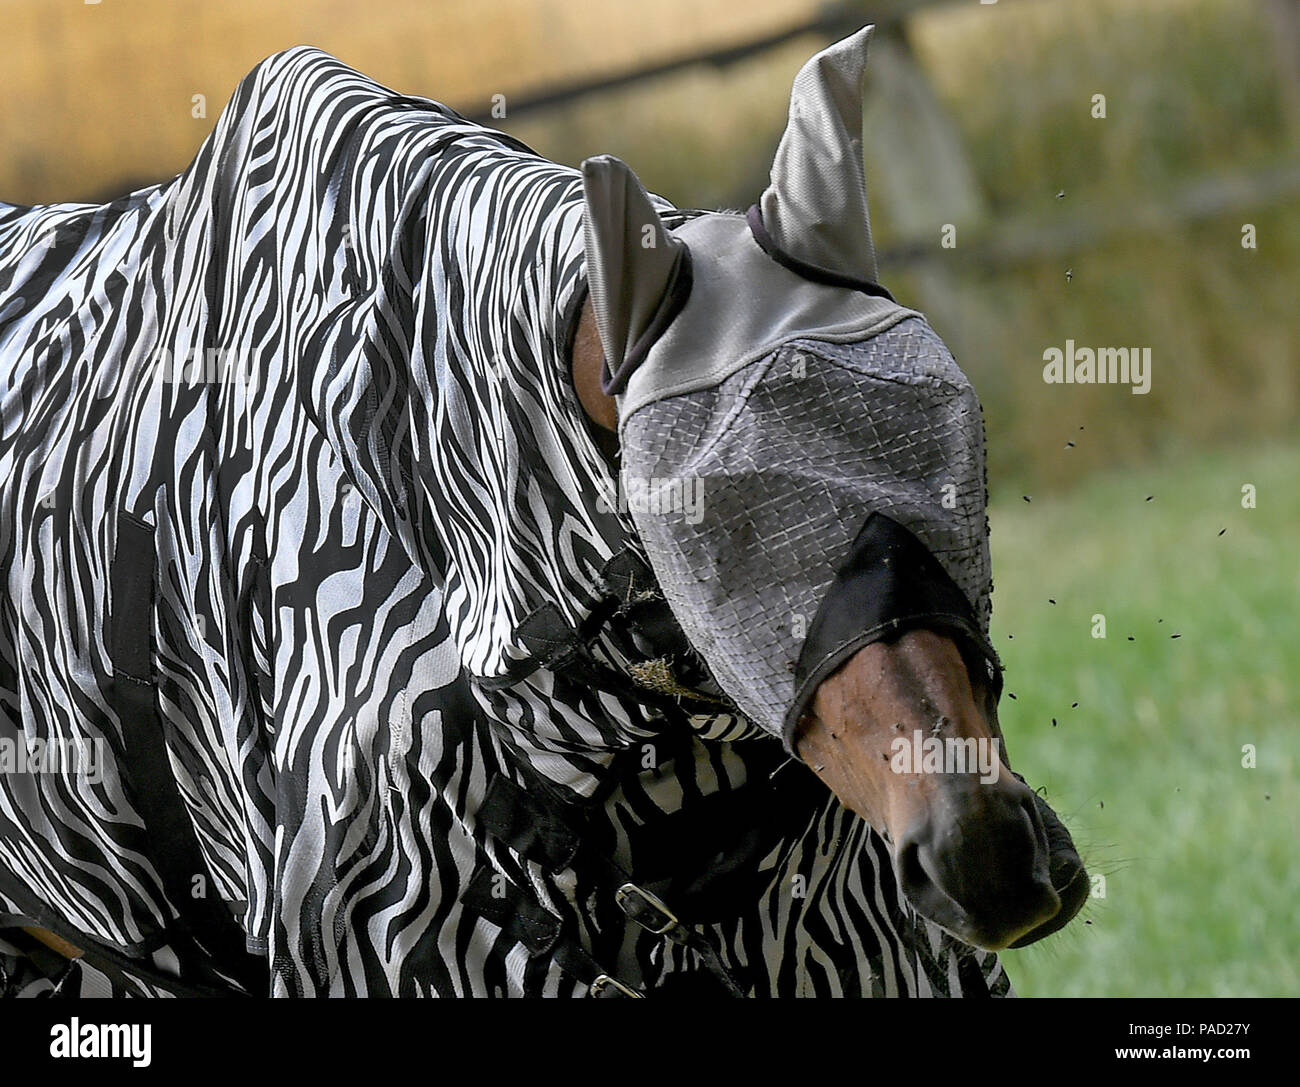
[{"xmin": 990, "ymin": 439, "xmax": 1300, "ymax": 996}]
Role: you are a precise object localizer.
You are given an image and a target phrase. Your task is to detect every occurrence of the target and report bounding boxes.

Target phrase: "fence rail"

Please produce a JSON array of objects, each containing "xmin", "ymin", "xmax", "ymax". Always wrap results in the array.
[
  {"xmin": 456, "ymin": 0, "xmax": 1299, "ymax": 276},
  {"xmin": 878, "ymin": 158, "xmax": 1300, "ymax": 272}
]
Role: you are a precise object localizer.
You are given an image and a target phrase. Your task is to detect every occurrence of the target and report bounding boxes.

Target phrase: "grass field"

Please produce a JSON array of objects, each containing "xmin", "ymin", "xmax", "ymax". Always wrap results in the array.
[{"xmin": 989, "ymin": 439, "xmax": 1300, "ymax": 996}]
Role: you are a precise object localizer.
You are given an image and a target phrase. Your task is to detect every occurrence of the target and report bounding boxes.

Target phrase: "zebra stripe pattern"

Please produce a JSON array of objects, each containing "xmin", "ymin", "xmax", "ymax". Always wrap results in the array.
[{"xmin": 0, "ymin": 47, "xmax": 1010, "ymax": 997}]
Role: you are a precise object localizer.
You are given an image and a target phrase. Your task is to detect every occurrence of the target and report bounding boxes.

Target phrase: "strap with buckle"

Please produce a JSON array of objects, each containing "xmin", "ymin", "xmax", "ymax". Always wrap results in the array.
[
  {"xmin": 589, "ymin": 974, "xmax": 644, "ymax": 999},
  {"xmin": 615, "ymin": 883, "xmax": 679, "ymax": 936},
  {"xmin": 466, "ymin": 767, "xmax": 752, "ymax": 997},
  {"xmin": 614, "ymin": 881, "xmax": 747, "ymax": 997},
  {"xmin": 462, "ymin": 863, "xmax": 644, "ymax": 997}
]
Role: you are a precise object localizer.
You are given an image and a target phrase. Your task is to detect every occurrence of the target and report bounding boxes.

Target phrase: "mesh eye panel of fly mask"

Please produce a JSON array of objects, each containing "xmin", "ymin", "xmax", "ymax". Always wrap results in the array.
[{"xmin": 582, "ymin": 25, "xmax": 1002, "ymax": 752}]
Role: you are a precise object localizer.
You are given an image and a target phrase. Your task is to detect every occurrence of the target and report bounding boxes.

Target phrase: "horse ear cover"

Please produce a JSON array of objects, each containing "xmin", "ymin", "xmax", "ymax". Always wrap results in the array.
[
  {"xmin": 758, "ymin": 24, "xmax": 879, "ymax": 283},
  {"xmin": 581, "ymin": 155, "xmax": 692, "ymax": 396}
]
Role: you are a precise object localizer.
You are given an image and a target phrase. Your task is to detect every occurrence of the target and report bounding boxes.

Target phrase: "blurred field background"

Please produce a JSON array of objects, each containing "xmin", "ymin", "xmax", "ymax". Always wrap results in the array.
[{"xmin": 3, "ymin": 0, "xmax": 1296, "ymax": 995}]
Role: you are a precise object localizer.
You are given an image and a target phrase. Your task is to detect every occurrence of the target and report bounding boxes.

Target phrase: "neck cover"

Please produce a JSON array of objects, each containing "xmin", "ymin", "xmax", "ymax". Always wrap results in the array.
[{"xmin": 582, "ymin": 26, "xmax": 1001, "ymax": 751}]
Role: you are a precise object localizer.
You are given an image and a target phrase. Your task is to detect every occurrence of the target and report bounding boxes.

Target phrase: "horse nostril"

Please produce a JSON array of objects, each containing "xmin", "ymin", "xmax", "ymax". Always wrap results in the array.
[
  {"xmin": 1006, "ymin": 788, "xmax": 1091, "ymax": 948},
  {"xmin": 893, "ymin": 831, "xmax": 972, "ymax": 936},
  {"xmin": 1018, "ymin": 791, "xmax": 1052, "ymax": 861},
  {"xmin": 894, "ymin": 836, "xmax": 930, "ymax": 901},
  {"xmin": 893, "ymin": 828, "xmax": 986, "ymax": 929}
]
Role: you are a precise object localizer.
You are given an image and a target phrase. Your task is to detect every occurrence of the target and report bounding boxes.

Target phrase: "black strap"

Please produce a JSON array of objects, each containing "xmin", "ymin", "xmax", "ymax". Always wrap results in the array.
[
  {"xmin": 613, "ymin": 884, "xmax": 746, "ymax": 997},
  {"xmin": 495, "ymin": 550, "xmax": 729, "ymax": 718},
  {"xmin": 461, "ymin": 865, "xmax": 636, "ymax": 997},
  {"xmin": 471, "ymin": 553, "xmax": 805, "ymax": 996},
  {"xmin": 623, "ymin": 760, "xmax": 826, "ymax": 921},
  {"xmin": 0, "ymin": 868, "xmax": 245, "ymax": 998},
  {"xmin": 473, "ymin": 774, "xmax": 749, "ymax": 997},
  {"xmin": 478, "ymin": 775, "xmax": 582, "ymax": 871},
  {"xmin": 503, "ymin": 561, "xmax": 827, "ymax": 923},
  {"xmin": 109, "ymin": 509, "xmax": 266, "ymax": 994}
]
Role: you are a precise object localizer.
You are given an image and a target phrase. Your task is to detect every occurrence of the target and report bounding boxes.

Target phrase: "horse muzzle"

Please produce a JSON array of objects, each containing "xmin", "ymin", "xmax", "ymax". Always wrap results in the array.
[{"xmin": 892, "ymin": 767, "xmax": 1088, "ymax": 950}]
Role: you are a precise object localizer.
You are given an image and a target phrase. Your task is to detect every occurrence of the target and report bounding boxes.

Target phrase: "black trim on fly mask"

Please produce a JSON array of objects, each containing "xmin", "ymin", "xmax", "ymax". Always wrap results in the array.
[
  {"xmin": 745, "ymin": 203, "xmax": 895, "ymax": 301},
  {"xmin": 782, "ymin": 511, "xmax": 1002, "ymax": 751},
  {"xmin": 108, "ymin": 510, "xmax": 267, "ymax": 994}
]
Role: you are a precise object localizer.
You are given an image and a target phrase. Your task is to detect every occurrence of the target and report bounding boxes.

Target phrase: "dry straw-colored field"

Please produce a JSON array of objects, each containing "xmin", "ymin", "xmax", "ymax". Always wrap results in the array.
[{"xmin": 2, "ymin": 0, "xmax": 814, "ymax": 203}]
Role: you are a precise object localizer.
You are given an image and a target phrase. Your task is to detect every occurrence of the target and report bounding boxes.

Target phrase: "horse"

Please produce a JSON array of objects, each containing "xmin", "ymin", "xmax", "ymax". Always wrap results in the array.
[{"xmin": 0, "ymin": 28, "xmax": 1085, "ymax": 998}]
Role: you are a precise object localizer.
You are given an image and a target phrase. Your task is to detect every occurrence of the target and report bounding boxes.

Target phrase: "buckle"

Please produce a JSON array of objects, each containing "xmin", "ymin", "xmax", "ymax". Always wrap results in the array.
[
  {"xmin": 615, "ymin": 882, "xmax": 679, "ymax": 936},
  {"xmin": 589, "ymin": 974, "xmax": 643, "ymax": 998}
]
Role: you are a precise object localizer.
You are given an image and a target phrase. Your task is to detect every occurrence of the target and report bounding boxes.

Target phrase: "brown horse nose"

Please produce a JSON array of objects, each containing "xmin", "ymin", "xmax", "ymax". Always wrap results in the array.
[{"xmin": 893, "ymin": 773, "xmax": 1062, "ymax": 950}]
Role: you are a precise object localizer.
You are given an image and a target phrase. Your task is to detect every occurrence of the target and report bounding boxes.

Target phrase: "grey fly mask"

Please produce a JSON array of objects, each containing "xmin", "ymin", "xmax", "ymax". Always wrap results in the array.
[{"xmin": 582, "ymin": 26, "xmax": 1002, "ymax": 751}]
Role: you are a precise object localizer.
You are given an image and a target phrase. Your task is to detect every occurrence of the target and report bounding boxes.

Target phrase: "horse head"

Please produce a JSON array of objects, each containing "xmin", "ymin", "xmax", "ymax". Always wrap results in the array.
[{"xmin": 571, "ymin": 25, "xmax": 1088, "ymax": 952}]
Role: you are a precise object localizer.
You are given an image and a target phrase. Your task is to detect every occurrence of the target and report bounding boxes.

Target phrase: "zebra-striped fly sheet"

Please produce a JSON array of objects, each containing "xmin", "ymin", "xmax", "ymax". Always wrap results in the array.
[{"xmin": 0, "ymin": 46, "xmax": 1009, "ymax": 997}]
